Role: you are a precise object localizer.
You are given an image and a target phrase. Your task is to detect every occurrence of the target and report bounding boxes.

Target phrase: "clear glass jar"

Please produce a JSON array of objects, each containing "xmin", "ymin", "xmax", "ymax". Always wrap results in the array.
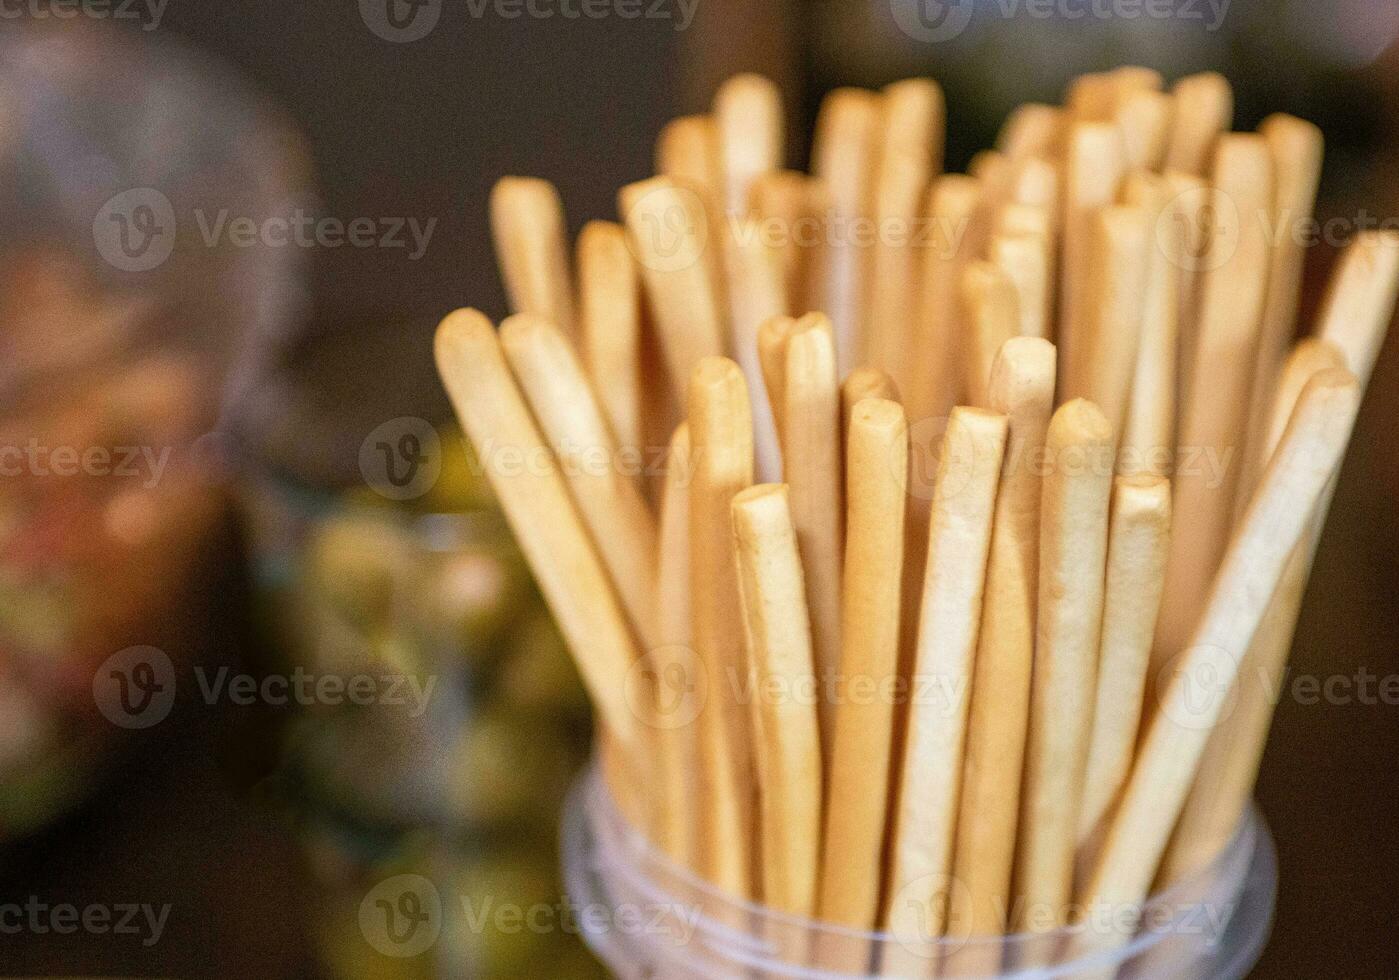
[{"xmin": 562, "ymin": 763, "xmax": 1277, "ymax": 979}]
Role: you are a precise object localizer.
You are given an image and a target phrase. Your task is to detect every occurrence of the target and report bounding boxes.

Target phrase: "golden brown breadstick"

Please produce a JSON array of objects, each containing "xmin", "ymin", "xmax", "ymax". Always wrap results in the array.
[
  {"xmin": 1163, "ymin": 238, "xmax": 1399, "ymax": 882},
  {"xmin": 911, "ymin": 174, "xmax": 984, "ymax": 428},
  {"xmin": 751, "ymin": 170, "xmax": 824, "ymax": 312},
  {"xmin": 1235, "ymin": 115, "xmax": 1325, "ymax": 514},
  {"xmin": 656, "ymin": 115, "xmax": 720, "ymax": 195},
  {"xmin": 722, "ymin": 216, "xmax": 788, "ymax": 481},
  {"xmin": 500, "ymin": 315, "xmax": 660, "ymax": 646},
  {"xmin": 997, "ymin": 103, "xmax": 1063, "ymax": 159},
  {"xmin": 950, "ymin": 337, "xmax": 1057, "ymax": 938},
  {"xmin": 490, "ymin": 177, "xmax": 577, "ymax": 337},
  {"xmin": 619, "ymin": 176, "xmax": 726, "ymax": 400},
  {"xmin": 1163, "ymin": 72, "xmax": 1234, "ymax": 176},
  {"xmin": 653, "ymin": 424, "xmax": 700, "ymax": 867},
  {"xmin": 1081, "ymin": 369, "xmax": 1361, "ymax": 921},
  {"xmin": 1115, "ymin": 88, "xmax": 1172, "ymax": 172},
  {"xmin": 1155, "ymin": 135, "xmax": 1275, "ymax": 664},
  {"xmin": 1077, "ymin": 475, "xmax": 1172, "ymax": 855},
  {"xmin": 1315, "ymin": 230, "xmax": 1399, "ymax": 390},
  {"xmin": 865, "ymin": 79, "xmax": 943, "ymax": 384},
  {"xmin": 1064, "ymin": 204, "xmax": 1150, "ymax": 437},
  {"xmin": 987, "ymin": 227, "xmax": 1050, "ymax": 344},
  {"xmin": 865, "ymin": 151, "xmax": 934, "ymax": 392},
  {"xmin": 819, "ymin": 398, "xmax": 908, "ymax": 934},
  {"xmin": 577, "ymin": 220, "xmax": 643, "ymax": 453},
  {"xmin": 782, "ymin": 315, "xmax": 843, "ymax": 758},
  {"xmin": 1118, "ymin": 173, "xmax": 1179, "ymax": 478},
  {"xmin": 1157, "ymin": 339, "xmax": 1345, "ymax": 885},
  {"xmin": 1059, "ymin": 124, "xmax": 1126, "ymax": 381},
  {"xmin": 714, "ymin": 73, "xmax": 784, "ymax": 216},
  {"xmin": 884, "ymin": 408, "xmax": 1008, "ymax": 946},
  {"xmin": 688, "ymin": 356, "xmax": 757, "ymax": 896},
  {"xmin": 757, "ymin": 314, "xmax": 797, "ymax": 456},
  {"xmin": 962, "ymin": 260, "xmax": 1021, "ymax": 408},
  {"xmin": 1160, "ymin": 170, "xmax": 1211, "ymax": 410},
  {"xmin": 811, "ymin": 87, "xmax": 881, "ymax": 369},
  {"xmin": 434, "ymin": 309, "xmax": 641, "ymax": 754},
  {"xmin": 731, "ymin": 484, "xmax": 822, "ymax": 917},
  {"xmin": 1015, "ymin": 399, "xmax": 1114, "ymax": 931},
  {"xmin": 841, "ymin": 366, "xmax": 901, "ymax": 440}
]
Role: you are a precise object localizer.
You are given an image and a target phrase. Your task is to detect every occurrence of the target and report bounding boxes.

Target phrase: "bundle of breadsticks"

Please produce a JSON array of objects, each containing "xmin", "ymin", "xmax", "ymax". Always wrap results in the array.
[{"xmin": 435, "ymin": 67, "xmax": 1399, "ymax": 962}]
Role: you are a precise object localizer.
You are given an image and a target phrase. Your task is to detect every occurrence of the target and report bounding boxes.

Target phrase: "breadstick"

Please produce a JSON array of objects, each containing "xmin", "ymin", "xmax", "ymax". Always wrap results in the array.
[
  {"xmin": 490, "ymin": 177, "xmax": 576, "ymax": 337},
  {"xmin": 620, "ymin": 176, "xmax": 726, "ymax": 399},
  {"xmin": 577, "ymin": 220, "xmax": 643, "ymax": 453},
  {"xmin": 989, "ymin": 224, "xmax": 1052, "ymax": 340},
  {"xmin": 819, "ymin": 398, "xmax": 908, "ymax": 938},
  {"xmin": 499, "ymin": 314, "xmax": 659, "ymax": 647},
  {"xmin": 434, "ymin": 309, "xmax": 641, "ymax": 755},
  {"xmin": 962, "ymin": 260, "xmax": 1021, "ymax": 407},
  {"xmin": 1235, "ymin": 115, "xmax": 1325, "ymax": 515},
  {"xmin": 751, "ymin": 170, "xmax": 823, "ymax": 312},
  {"xmin": 1006, "ymin": 155, "xmax": 1059, "ymax": 213},
  {"xmin": 1064, "ymin": 204, "xmax": 1150, "ymax": 437},
  {"xmin": 911, "ymin": 174, "xmax": 984, "ymax": 428},
  {"xmin": 1160, "ymin": 171, "xmax": 1211, "ymax": 410},
  {"xmin": 1155, "ymin": 135, "xmax": 1275, "ymax": 663},
  {"xmin": 1077, "ymin": 475, "xmax": 1172, "ymax": 855},
  {"xmin": 722, "ymin": 216, "xmax": 788, "ymax": 481},
  {"xmin": 731, "ymin": 484, "xmax": 822, "ymax": 917},
  {"xmin": 1067, "ymin": 72, "xmax": 1116, "ymax": 122},
  {"xmin": 1119, "ymin": 174, "xmax": 1179, "ymax": 478},
  {"xmin": 1157, "ymin": 339, "xmax": 1345, "ymax": 885},
  {"xmin": 782, "ymin": 315, "xmax": 843, "ymax": 760},
  {"xmin": 1059, "ymin": 124, "xmax": 1126, "ymax": 383},
  {"xmin": 865, "ymin": 151, "xmax": 934, "ymax": 392},
  {"xmin": 997, "ymin": 103, "xmax": 1063, "ymax": 159},
  {"xmin": 1163, "ymin": 72, "xmax": 1234, "ymax": 176},
  {"xmin": 884, "ymin": 408, "xmax": 1007, "ymax": 948},
  {"xmin": 1014, "ymin": 399, "xmax": 1114, "ymax": 931},
  {"xmin": 841, "ymin": 366, "xmax": 901, "ymax": 439},
  {"xmin": 656, "ymin": 114, "xmax": 720, "ymax": 196},
  {"xmin": 687, "ymin": 356, "xmax": 757, "ymax": 896},
  {"xmin": 1115, "ymin": 88, "xmax": 1172, "ymax": 172},
  {"xmin": 811, "ymin": 87, "xmax": 881, "ymax": 369},
  {"xmin": 653, "ymin": 424, "xmax": 700, "ymax": 868},
  {"xmin": 1315, "ymin": 230, "xmax": 1399, "ymax": 390},
  {"xmin": 757, "ymin": 314, "xmax": 797, "ymax": 455},
  {"xmin": 1081, "ymin": 369, "xmax": 1361, "ymax": 921},
  {"xmin": 1164, "ymin": 239, "xmax": 1399, "ymax": 882},
  {"xmin": 714, "ymin": 73, "xmax": 784, "ymax": 216},
  {"xmin": 950, "ymin": 337, "xmax": 1056, "ymax": 938}
]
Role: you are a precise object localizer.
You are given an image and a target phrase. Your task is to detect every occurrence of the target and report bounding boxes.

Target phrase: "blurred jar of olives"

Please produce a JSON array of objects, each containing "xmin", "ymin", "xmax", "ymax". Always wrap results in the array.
[
  {"xmin": 0, "ymin": 23, "xmax": 308, "ymax": 839},
  {"xmin": 236, "ymin": 321, "xmax": 606, "ymax": 980}
]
